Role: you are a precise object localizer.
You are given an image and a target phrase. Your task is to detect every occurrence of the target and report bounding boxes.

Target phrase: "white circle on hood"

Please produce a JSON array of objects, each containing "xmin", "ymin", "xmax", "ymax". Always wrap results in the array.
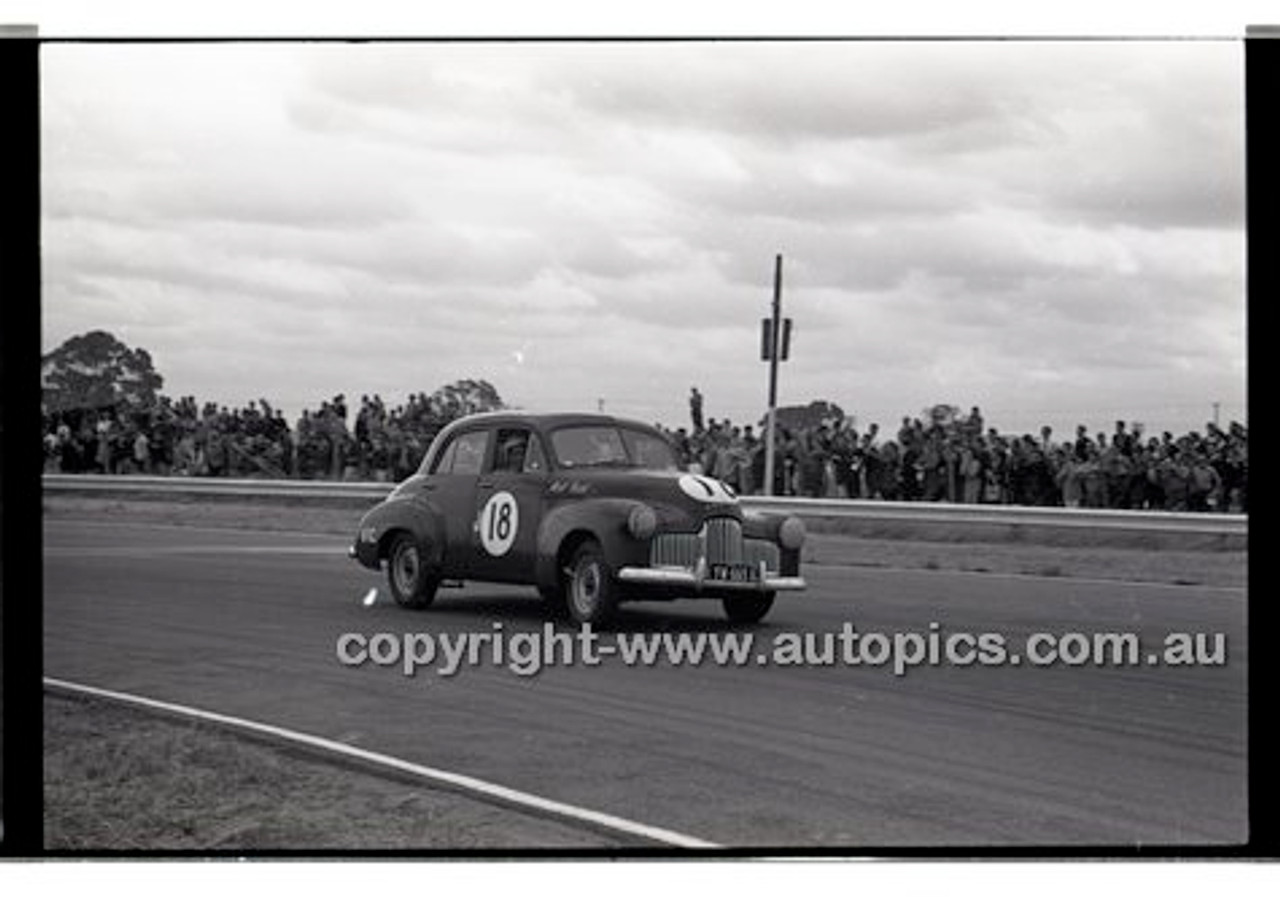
[{"xmin": 678, "ymin": 474, "xmax": 737, "ymax": 504}]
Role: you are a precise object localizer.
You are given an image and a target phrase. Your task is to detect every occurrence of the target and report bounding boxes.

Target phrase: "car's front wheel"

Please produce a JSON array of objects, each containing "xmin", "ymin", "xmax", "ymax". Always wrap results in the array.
[
  {"xmin": 566, "ymin": 540, "xmax": 618, "ymax": 626},
  {"xmin": 386, "ymin": 532, "xmax": 438, "ymax": 609},
  {"xmin": 722, "ymin": 592, "xmax": 775, "ymax": 624}
]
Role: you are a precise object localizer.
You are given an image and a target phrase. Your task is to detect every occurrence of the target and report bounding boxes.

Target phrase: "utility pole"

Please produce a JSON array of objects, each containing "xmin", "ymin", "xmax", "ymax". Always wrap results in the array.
[
  {"xmin": 597, "ymin": 397, "xmax": 605, "ymax": 413},
  {"xmin": 1212, "ymin": 401, "xmax": 1220, "ymax": 428},
  {"xmin": 764, "ymin": 254, "xmax": 783, "ymax": 496}
]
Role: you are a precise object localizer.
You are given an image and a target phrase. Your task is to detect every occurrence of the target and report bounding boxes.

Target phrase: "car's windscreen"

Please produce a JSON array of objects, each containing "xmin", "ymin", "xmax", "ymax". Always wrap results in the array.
[
  {"xmin": 620, "ymin": 428, "xmax": 679, "ymax": 471},
  {"xmin": 551, "ymin": 425, "xmax": 677, "ymax": 470},
  {"xmin": 550, "ymin": 426, "xmax": 630, "ymax": 468}
]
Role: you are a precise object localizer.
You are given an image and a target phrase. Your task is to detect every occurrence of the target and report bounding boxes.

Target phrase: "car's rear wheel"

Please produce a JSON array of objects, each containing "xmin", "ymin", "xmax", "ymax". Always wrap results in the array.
[
  {"xmin": 722, "ymin": 592, "xmax": 775, "ymax": 624},
  {"xmin": 386, "ymin": 532, "xmax": 438, "ymax": 609},
  {"xmin": 567, "ymin": 541, "xmax": 617, "ymax": 626}
]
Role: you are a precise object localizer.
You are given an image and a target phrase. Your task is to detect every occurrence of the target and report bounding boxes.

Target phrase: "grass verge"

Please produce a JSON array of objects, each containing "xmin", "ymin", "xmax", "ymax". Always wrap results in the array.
[
  {"xmin": 44, "ymin": 691, "xmax": 614, "ymax": 850},
  {"xmin": 802, "ymin": 532, "xmax": 1245, "ymax": 589}
]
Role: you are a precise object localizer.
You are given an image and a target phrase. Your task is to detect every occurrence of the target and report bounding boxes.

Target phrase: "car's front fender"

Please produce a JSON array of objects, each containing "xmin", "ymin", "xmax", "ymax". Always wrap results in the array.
[{"xmin": 535, "ymin": 498, "xmax": 653, "ymax": 589}]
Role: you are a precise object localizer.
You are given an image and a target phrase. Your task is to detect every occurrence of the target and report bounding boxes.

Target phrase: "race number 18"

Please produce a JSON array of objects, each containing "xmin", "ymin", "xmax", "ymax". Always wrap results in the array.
[{"xmin": 479, "ymin": 491, "xmax": 519, "ymax": 556}]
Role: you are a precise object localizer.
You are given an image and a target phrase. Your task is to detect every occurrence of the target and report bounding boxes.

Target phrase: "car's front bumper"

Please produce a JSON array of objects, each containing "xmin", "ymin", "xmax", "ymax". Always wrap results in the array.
[{"xmin": 616, "ymin": 558, "xmax": 805, "ymax": 592}]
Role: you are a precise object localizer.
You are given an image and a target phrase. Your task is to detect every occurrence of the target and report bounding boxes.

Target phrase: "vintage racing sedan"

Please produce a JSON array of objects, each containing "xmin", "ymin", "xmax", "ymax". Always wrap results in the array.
[{"xmin": 350, "ymin": 412, "xmax": 806, "ymax": 625}]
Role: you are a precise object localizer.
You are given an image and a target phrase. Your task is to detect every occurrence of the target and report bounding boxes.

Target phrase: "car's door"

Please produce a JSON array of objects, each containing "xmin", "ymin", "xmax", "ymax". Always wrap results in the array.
[
  {"xmin": 424, "ymin": 427, "xmax": 491, "ymax": 578},
  {"xmin": 469, "ymin": 426, "xmax": 548, "ymax": 584}
]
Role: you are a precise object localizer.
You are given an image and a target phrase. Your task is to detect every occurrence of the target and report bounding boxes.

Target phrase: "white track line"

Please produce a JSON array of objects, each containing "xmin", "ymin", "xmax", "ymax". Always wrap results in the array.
[
  {"xmin": 44, "ymin": 676, "xmax": 720, "ymax": 850},
  {"xmin": 44, "ymin": 517, "xmax": 348, "ymax": 540},
  {"xmin": 44, "ymin": 545, "xmax": 345, "ymax": 557}
]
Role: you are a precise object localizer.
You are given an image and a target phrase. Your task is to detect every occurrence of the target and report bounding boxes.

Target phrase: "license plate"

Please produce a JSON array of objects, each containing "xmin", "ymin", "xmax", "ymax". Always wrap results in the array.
[{"xmin": 709, "ymin": 563, "xmax": 759, "ymax": 583}]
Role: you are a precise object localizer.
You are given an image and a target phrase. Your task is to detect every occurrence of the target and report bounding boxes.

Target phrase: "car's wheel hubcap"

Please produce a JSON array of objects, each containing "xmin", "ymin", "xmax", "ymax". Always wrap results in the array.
[
  {"xmin": 394, "ymin": 545, "xmax": 419, "ymax": 594},
  {"xmin": 573, "ymin": 561, "xmax": 600, "ymax": 616}
]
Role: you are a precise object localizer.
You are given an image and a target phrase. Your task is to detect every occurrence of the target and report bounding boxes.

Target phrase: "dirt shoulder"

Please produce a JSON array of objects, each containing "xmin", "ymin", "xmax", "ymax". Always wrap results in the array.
[{"xmin": 44, "ymin": 690, "xmax": 616, "ymax": 851}]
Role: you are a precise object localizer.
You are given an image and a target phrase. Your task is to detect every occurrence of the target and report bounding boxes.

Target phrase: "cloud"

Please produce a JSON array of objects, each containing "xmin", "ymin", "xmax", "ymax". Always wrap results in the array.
[{"xmin": 40, "ymin": 40, "xmax": 1246, "ymax": 436}]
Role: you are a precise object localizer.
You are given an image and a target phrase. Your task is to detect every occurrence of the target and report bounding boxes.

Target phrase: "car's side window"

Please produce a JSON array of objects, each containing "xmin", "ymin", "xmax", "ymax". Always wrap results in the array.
[
  {"xmin": 449, "ymin": 430, "xmax": 490, "ymax": 476},
  {"xmin": 491, "ymin": 428, "xmax": 548, "ymax": 474},
  {"xmin": 523, "ymin": 434, "xmax": 548, "ymax": 473},
  {"xmin": 492, "ymin": 429, "xmax": 530, "ymax": 474},
  {"xmin": 428, "ymin": 437, "xmax": 458, "ymax": 475}
]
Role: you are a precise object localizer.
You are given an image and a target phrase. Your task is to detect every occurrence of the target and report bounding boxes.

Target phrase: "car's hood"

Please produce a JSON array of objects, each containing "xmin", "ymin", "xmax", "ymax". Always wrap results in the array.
[{"xmin": 547, "ymin": 468, "xmax": 741, "ymax": 523}]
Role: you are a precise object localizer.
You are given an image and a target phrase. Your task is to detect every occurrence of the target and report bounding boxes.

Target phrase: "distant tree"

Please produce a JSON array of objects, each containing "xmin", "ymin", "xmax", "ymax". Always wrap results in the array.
[
  {"xmin": 425, "ymin": 378, "xmax": 505, "ymax": 427},
  {"xmin": 923, "ymin": 403, "xmax": 961, "ymax": 428},
  {"xmin": 773, "ymin": 399, "xmax": 846, "ymax": 431},
  {"xmin": 41, "ymin": 330, "xmax": 164, "ymax": 413}
]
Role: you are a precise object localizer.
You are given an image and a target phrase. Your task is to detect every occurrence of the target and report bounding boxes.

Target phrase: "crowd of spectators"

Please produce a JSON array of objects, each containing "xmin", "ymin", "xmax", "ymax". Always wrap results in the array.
[
  {"xmin": 660, "ymin": 403, "xmax": 1247, "ymax": 513},
  {"xmin": 42, "ymin": 392, "xmax": 454, "ymax": 483},
  {"xmin": 43, "ymin": 391, "xmax": 1247, "ymax": 513},
  {"xmin": 43, "ymin": 395, "xmax": 295, "ymax": 479}
]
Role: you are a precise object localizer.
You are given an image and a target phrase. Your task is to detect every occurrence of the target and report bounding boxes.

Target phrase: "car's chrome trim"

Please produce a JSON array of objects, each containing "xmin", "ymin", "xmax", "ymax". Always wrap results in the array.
[
  {"xmin": 649, "ymin": 518, "xmax": 781, "ymax": 572},
  {"xmin": 616, "ymin": 566, "xmax": 806, "ymax": 592}
]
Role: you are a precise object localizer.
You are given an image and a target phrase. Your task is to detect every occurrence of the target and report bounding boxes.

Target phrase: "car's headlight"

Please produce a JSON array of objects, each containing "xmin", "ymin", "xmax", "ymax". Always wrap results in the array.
[
  {"xmin": 778, "ymin": 515, "xmax": 806, "ymax": 550},
  {"xmin": 627, "ymin": 504, "xmax": 658, "ymax": 540}
]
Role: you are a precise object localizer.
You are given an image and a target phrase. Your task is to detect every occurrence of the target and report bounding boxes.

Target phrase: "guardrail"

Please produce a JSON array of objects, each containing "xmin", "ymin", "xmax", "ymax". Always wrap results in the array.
[
  {"xmin": 43, "ymin": 473, "xmax": 392, "ymax": 501},
  {"xmin": 43, "ymin": 474, "xmax": 1247, "ymax": 536},
  {"xmin": 745, "ymin": 496, "xmax": 1246, "ymax": 535}
]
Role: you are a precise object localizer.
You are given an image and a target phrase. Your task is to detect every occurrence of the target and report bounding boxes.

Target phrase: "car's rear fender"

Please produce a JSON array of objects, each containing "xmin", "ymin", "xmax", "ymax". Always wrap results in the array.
[{"xmin": 356, "ymin": 497, "xmax": 446, "ymax": 572}]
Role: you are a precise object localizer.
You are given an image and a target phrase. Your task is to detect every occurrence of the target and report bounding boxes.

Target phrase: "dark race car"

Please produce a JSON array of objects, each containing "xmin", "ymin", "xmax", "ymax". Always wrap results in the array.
[{"xmin": 350, "ymin": 411, "xmax": 806, "ymax": 625}]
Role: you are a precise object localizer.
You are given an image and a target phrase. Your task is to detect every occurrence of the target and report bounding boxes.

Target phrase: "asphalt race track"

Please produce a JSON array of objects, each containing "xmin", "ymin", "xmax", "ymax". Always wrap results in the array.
[{"xmin": 43, "ymin": 517, "xmax": 1247, "ymax": 849}]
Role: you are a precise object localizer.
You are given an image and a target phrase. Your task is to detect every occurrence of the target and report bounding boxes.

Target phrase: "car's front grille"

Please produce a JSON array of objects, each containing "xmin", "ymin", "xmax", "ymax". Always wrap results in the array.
[
  {"xmin": 649, "ymin": 517, "xmax": 779, "ymax": 572},
  {"xmin": 650, "ymin": 531, "xmax": 701, "ymax": 568},
  {"xmin": 705, "ymin": 516, "xmax": 744, "ymax": 565}
]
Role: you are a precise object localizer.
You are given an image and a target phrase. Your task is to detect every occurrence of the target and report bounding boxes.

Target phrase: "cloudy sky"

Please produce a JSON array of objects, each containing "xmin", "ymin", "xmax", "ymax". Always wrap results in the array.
[{"xmin": 41, "ymin": 40, "xmax": 1246, "ymax": 436}]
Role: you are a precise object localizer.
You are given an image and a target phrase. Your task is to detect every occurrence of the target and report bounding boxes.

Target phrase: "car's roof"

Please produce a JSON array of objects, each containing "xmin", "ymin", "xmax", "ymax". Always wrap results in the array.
[
  {"xmin": 446, "ymin": 411, "xmax": 663, "ymax": 432},
  {"xmin": 419, "ymin": 411, "xmax": 674, "ymax": 473}
]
